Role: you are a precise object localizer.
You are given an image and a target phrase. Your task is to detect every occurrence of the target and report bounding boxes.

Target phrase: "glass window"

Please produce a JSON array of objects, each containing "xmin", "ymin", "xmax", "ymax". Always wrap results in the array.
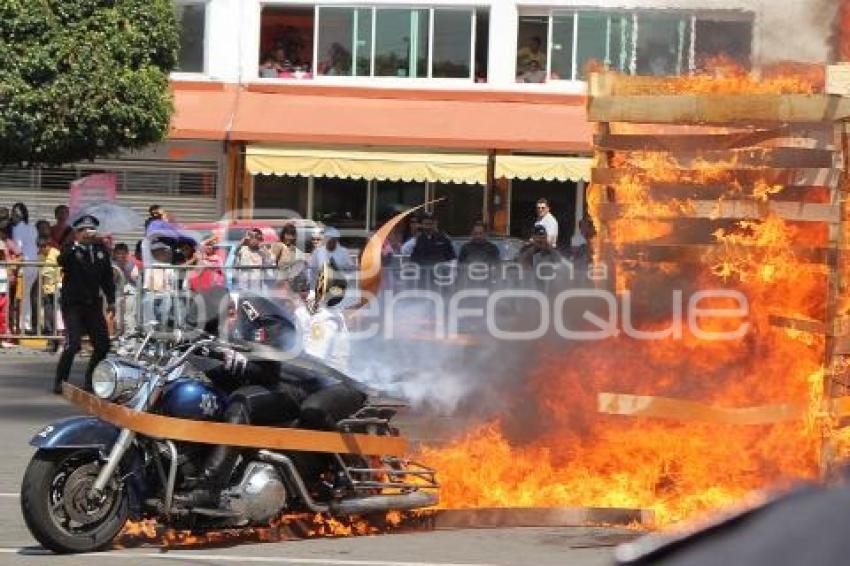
[
  {"xmin": 317, "ymin": 7, "xmax": 372, "ymax": 77},
  {"xmin": 694, "ymin": 19, "xmax": 753, "ymax": 69},
  {"xmin": 516, "ymin": 16, "xmax": 548, "ymax": 82},
  {"xmin": 433, "ymin": 183, "xmax": 484, "ymax": 236},
  {"xmin": 259, "ymin": 6, "xmax": 314, "ymax": 78},
  {"xmin": 432, "ymin": 9, "xmax": 472, "ymax": 79},
  {"xmin": 549, "ymin": 13, "xmax": 575, "ymax": 81},
  {"xmin": 573, "ymin": 12, "xmax": 635, "ymax": 79},
  {"xmin": 174, "ymin": 2, "xmax": 206, "ymax": 73},
  {"xmin": 313, "ymin": 178, "xmax": 368, "ymax": 230},
  {"xmin": 254, "ymin": 176, "xmax": 309, "ymax": 218},
  {"xmin": 636, "ymin": 13, "xmax": 688, "ymax": 76},
  {"xmin": 373, "ymin": 181, "xmax": 427, "ymax": 228},
  {"xmin": 374, "ymin": 8, "xmax": 429, "ymax": 78}
]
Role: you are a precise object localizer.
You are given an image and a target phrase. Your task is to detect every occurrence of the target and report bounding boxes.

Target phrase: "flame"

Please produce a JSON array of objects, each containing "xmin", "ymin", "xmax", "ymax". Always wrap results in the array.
[
  {"xmin": 117, "ymin": 512, "xmax": 413, "ymax": 549},
  {"xmin": 419, "ymin": 104, "xmax": 840, "ymax": 526}
]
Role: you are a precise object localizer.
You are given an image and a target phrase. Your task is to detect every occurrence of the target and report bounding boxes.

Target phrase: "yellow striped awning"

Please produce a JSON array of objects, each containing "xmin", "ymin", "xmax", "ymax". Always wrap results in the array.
[
  {"xmin": 246, "ymin": 146, "xmax": 488, "ymax": 185},
  {"xmin": 496, "ymin": 155, "xmax": 592, "ymax": 182}
]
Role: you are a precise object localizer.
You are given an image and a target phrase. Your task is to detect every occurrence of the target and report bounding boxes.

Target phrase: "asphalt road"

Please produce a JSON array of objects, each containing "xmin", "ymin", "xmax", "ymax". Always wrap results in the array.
[{"xmin": 0, "ymin": 352, "xmax": 634, "ymax": 566}]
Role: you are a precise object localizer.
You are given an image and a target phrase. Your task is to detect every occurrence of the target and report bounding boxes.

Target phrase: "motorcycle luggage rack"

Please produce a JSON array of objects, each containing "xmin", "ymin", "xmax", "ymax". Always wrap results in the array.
[{"xmin": 339, "ymin": 457, "xmax": 439, "ymax": 492}]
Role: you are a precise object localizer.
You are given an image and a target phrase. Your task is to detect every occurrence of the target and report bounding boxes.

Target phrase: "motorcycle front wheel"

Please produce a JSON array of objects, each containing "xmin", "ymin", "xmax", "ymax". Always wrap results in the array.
[{"xmin": 21, "ymin": 449, "xmax": 129, "ymax": 554}]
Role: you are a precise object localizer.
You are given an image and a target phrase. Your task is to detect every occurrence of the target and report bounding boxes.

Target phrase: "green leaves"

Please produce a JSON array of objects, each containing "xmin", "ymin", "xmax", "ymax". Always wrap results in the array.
[{"xmin": 0, "ymin": 0, "xmax": 179, "ymax": 166}]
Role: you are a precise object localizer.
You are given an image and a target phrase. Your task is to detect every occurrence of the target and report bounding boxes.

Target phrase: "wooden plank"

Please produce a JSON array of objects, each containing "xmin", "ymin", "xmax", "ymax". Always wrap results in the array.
[
  {"xmin": 596, "ymin": 126, "xmax": 836, "ymax": 152},
  {"xmin": 617, "ymin": 243, "xmax": 835, "ymax": 265},
  {"xmin": 433, "ymin": 507, "xmax": 655, "ymax": 529},
  {"xmin": 593, "ymin": 167, "xmax": 840, "ymax": 188},
  {"xmin": 63, "ymin": 385, "xmax": 409, "ymax": 456},
  {"xmin": 769, "ymin": 315, "xmax": 827, "ymax": 334},
  {"xmin": 588, "ymin": 94, "xmax": 850, "ymax": 125},
  {"xmin": 598, "ymin": 393, "xmax": 804, "ymax": 425},
  {"xmin": 643, "ymin": 183, "xmax": 832, "ymax": 203},
  {"xmin": 598, "ymin": 201, "xmax": 839, "ymax": 223}
]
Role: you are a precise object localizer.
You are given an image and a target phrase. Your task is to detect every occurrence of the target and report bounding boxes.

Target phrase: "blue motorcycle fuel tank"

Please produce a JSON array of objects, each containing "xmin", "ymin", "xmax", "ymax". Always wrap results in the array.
[{"xmin": 159, "ymin": 378, "xmax": 226, "ymax": 421}]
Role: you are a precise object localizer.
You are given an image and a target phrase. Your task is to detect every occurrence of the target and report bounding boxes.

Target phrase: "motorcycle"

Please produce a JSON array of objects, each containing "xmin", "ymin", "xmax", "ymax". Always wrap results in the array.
[{"xmin": 20, "ymin": 328, "xmax": 438, "ymax": 554}]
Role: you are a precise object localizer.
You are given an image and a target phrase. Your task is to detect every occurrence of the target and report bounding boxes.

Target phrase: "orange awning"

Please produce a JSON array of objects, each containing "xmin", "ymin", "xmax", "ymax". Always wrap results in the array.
[
  {"xmin": 169, "ymin": 83, "xmax": 239, "ymax": 140},
  {"xmin": 229, "ymin": 88, "xmax": 592, "ymax": 152}
]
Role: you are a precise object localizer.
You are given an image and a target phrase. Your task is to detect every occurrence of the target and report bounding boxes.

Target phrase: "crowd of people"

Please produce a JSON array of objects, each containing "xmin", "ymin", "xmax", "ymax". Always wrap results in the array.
[{"xmin": 0, "ymin": 196, "xmax": 595, "ymax": 349}]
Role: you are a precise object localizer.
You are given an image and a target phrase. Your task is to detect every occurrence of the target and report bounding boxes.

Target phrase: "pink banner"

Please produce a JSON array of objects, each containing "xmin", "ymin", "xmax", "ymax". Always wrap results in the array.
[{"xmin": 69, "ymin": 173, "xmax": 117, "ymax": 214}]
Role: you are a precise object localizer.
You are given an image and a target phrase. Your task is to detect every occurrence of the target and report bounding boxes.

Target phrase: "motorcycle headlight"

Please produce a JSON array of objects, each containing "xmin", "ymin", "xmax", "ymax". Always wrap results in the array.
[{"xmin": 92, "ymin": 359, "xmax": 143, "ymax": 401}]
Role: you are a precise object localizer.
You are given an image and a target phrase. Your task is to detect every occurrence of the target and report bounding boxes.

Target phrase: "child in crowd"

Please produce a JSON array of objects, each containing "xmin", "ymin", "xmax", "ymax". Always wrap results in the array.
[{"xmin": 0, "ymin": 240, "xmax": 9, "ymax": 345}]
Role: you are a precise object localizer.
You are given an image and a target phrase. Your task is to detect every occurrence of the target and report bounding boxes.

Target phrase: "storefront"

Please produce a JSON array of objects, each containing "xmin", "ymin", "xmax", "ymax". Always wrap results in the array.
[
  {"xmin": 227, "ymin": 86, "xmax": 594, "ymax": 238},
  {"xmin": 246, "ymin": 145, "xmax": 488, "ymax": 235}
]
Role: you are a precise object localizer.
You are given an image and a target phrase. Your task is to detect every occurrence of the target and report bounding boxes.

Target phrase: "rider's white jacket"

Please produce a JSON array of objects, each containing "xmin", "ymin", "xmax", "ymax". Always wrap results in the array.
[{"xmin": 294, "ymin": 305, "xmax": 350, "ymax": 373}]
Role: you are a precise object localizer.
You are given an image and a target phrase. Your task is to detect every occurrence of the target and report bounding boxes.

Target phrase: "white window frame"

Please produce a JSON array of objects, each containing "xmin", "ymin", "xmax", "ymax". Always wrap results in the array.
[
  {"xmin": 171, "ymin": 0, "xmax": 211, "ymax": 78},
  {"xmin": 257, "ymin": 3, "xmax": 480, "ymax": 86},
  {"xmin": 518, "ymin": 7, "xmax": 753, "ymax": 85}
]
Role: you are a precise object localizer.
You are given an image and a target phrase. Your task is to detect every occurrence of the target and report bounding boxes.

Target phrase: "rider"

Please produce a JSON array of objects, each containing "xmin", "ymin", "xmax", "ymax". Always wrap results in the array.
[{"xmin": 182, "ymin": 271, "xmax": 365, "ymax": 509}]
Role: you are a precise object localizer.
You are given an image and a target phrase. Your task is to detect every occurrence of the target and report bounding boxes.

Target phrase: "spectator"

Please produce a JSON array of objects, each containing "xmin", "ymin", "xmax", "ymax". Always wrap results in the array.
[
  {"xmin": 517, "ymin": 36, "xmax": 546, "ymax": 77},
  {"xmin": 306, "ymin": 228, "xmax": 323, "ymax": 255},
  {"xmin": 33, "ymin": 236, "xmax": 60, "ymax": 345},
  {"xmin": 187, "ymin": 237, "xmax": 225, "ymax": 293},
  {"xmin": 133, "ymin": 240, "xmax": 144, "ymax": 269},
  {"xmin": 518, "ymin": 59, "xmax": 547, "ymax": 83},
  {"xmin": 144, "ymin": 204, "xmax": 167, "ymax": 231},
  {"xmin": 49, "ymin": 205, "xmax": 69, "ymax": 247},
  {"xmin": 518, "ymin": 224, "xmax": 562, "ymax": 270},
  {"xmin": 113, "ymin": 243, "xmax": 139, "ymax": 336},
  {"xmin": 411, "ymin": 213, "xmax": 456, "ymax": 265},
  {"xmin": 143, "ymin": 241, "xmax": 177, "ymax": 327},
  {"xmin": 400, "ymin": 216, "xmax": 422, "ymax": 256},
  {"xmin": 35, "ymin": 219, "xmax": 51, "ymax": 240},
  {"xmin": 235, "ymin": 228, "xmax": 273, "ymax": 291},
  {"xmin": 274, "ymin": 223, "xmax": 305, "ymax": 283},
  {"xmin": 11, "ymin": 202, "xmax": 38, "ymax": 333},
  {"xmin": 309, "ymin": 227, "xmax": 354, "ymax": 284},
  {"xmin": 534, "ymin": 198, "xmax": 559, "ymax": 247},
  {"xmin": 458, "ymin": 221, "xmax": 501, "ymax": 264},
  {"xmin": 259, "ymin": 53, "xmax": 282, "ymax": 78},
  {"xmin": 0, "ymin": 240, "xmax": 9, "ymax": 346}
]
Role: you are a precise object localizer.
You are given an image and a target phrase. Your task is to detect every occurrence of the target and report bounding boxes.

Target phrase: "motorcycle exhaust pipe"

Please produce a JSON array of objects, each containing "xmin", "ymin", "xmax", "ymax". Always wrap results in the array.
[
  {"xmin": 258, "ymin": 450, "xmax": 438, "ymax": 515},
  {"xmin": 330, "ymin": 491, "xmax": 438, "ymax": 515}
]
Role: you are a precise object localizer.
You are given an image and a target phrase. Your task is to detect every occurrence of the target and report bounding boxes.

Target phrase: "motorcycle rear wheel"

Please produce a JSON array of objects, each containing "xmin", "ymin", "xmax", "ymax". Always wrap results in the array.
[{"xmin": 21, "ymin": 449, "xmax": 129, "ymax": 554}]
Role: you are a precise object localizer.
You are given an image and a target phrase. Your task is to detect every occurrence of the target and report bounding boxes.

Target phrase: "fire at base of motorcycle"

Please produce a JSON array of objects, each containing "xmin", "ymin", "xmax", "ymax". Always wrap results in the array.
[{"xmin": 19, "ymin": 323, "xmax": 438, "ymax": 554}]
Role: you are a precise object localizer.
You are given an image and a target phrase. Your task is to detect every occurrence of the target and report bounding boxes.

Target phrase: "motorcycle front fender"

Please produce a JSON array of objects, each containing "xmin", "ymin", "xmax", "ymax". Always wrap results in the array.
[
  {"xmin": 29, "ymin": 416, "xmax": 147, "ymax": 520},
  {"xmin": 29, "ymin": 416, "xmax": 121, "ymax": 451}
]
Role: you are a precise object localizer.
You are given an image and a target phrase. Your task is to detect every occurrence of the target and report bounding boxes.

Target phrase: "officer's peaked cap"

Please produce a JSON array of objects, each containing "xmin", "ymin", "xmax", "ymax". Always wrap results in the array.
[{"xmin": 72, "ymin": 215, "xmax": 100, "ymax": 230}]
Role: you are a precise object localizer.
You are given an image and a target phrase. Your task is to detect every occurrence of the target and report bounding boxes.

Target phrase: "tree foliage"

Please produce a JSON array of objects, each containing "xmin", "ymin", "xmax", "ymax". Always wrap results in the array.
[{"xmin": 0, "ymin": 0, "xmax": 179, "ymax": 166}]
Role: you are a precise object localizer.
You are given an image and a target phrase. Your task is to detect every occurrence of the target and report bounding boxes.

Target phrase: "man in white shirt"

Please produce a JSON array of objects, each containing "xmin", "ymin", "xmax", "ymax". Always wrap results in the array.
[
  {"xmin": 308, "ymin": 227, "xmax": 354, "ymax": 285},
  {"xmin": 534, "ymin": 198, "xmax": 559, "ymax": 248}
]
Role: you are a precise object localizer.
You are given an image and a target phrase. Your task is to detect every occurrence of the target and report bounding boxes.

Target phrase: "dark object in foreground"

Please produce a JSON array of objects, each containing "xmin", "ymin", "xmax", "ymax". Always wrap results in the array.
[{"xmin": 616, "ymin": 482, "xmax": 850, "ymax": 566}]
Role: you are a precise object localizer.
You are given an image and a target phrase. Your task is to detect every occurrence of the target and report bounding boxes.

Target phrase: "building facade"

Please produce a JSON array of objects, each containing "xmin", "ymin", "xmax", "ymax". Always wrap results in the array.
[{"xmin": 2, "ymin": 1, "xmax": 837, "ymax": 247}]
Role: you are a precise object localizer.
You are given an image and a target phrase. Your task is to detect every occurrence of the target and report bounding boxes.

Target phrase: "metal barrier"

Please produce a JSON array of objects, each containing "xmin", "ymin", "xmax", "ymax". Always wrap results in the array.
[{"xmin": 0, "ymin": 256, "xmax": 585, "ymax": 344}]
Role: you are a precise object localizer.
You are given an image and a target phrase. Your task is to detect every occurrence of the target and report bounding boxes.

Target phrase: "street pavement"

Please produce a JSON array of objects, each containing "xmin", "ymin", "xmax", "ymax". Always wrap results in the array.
[{"xmin": 0, "ymin": 352, "xmax": 634, "ymax": 566}]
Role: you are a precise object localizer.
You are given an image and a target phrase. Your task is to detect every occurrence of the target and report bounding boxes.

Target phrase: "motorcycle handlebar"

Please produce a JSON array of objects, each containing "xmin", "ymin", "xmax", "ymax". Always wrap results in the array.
[{"xmin": 150, "ymin": 328, "xmax": 208, "ymax": 343}]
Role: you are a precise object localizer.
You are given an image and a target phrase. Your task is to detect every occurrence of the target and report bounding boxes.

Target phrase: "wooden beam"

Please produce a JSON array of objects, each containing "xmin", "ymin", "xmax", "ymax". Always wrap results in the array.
[
  {"xmin": 433, "ymin": 507, "xmax": 654, "ymax": 530},
  {"xmin": 642, "ymin": 183, "xmax": 832, "ymax": 203},
  {"xmin": 589, "ymin": 94, "xmax": 850, "ymax": 125},
  {"xmin": 617, "ymin": 243, "xmax": 836, "ymax": 265},
  {"xmin": 598, "ymin": 393, "xmax": 804, "ymax": 425},
  {"xmin": 596, "ymin": 126, "xmax": 836, "ymax": 152},
  {"xmin": 593, "ymin": 167, "xmax": 840, "ymax": 188},
  {"xmin": 598, "ymin": 201, "xmax": 840, "ymax": 223}
]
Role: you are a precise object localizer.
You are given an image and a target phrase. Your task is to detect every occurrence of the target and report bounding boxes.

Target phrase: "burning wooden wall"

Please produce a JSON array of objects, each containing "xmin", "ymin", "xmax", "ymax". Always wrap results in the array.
[{"xmin": 588, "ymin": 71, "xmax": 850, "ymax": 475}]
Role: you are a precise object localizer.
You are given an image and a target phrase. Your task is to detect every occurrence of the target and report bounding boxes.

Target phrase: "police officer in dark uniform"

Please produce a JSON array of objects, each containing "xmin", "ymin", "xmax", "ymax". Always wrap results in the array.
[
  {"xmin": 182, "ymin": 290, "xmax": 365, "ymax": 510},
  {"xmin": 53, "ymin": 215, "xmax": 115, "ymax": 394}
]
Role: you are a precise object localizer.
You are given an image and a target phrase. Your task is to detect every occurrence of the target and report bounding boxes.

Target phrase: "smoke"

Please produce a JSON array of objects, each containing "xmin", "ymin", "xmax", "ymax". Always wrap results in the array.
[{"xmin": 752, "ymin": 0, "xmax": 838, "ymax": 64}]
